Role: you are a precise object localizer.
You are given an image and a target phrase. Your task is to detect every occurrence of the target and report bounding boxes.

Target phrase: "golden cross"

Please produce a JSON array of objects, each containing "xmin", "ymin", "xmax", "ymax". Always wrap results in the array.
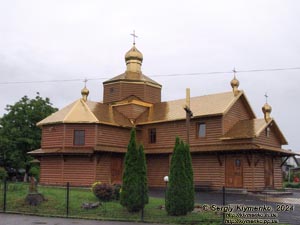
[
  {"xmin": 264, "ymin": 92, "xmax": 268, "ymax": 103},
  {"xmin": 130, "ymin": 30, "xmax": 138, "ymax": 45},
  {"xmin": 232, "ymin": 67, "xmax": 237, "ymax": 78},
  {"xmin": 83, "ymin": 78, "xmax": 88, "ymax": 87}
]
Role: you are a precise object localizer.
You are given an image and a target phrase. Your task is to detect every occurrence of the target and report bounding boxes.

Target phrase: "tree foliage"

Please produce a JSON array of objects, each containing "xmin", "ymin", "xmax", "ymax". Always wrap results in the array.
[
  {"xmin": 0, "ymin": 93, "xmax": 57, "ymax": 172},
  {"xmin": 166, "ymin": 137, "xmax": 194, "ymax": 216},
  {"xmin": 120, "ymin": 128, "xmax": 148, "ymax": 212},
  {"xmin": 183, "ymin": 143, "xmax": 194, "ymax": 211}
]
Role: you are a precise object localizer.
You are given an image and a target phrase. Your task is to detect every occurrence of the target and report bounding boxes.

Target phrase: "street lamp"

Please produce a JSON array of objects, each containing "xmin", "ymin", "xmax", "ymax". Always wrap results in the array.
[{"xmin": 163, "ymin": 176, "xmax": 169, "ymax": 207}]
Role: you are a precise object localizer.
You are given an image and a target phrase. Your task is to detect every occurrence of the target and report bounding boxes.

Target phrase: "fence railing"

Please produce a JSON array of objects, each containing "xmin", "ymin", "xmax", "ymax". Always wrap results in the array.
[{"xmin": 1, "ymin": 179, "xmax": 299, "ymax": 225}]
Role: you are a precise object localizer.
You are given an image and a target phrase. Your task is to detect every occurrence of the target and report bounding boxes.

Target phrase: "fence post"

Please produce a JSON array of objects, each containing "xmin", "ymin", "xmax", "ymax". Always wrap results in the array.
[
  {"xmin": 66, "ymin": 182, "xmax": 70, "ymax": 217},
  {"xmin": 222, "ymin": 186, "xmax": 226, "ymax": 225},
  {"xmin": 141, "ymin": 183, "xmax": 144, "ymax": 222}
]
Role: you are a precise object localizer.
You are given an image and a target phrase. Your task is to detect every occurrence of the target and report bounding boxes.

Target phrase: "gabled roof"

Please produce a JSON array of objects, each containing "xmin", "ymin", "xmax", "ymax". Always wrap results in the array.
[
  {"xmin": 37, "ymin": 90, "xmax": 257, "ymax": 127},
  {"xmin": 137, "ymin": 90, "xmax": 255, "ymax": 124},
  {"xmin": 221, "ymin": 118, "xmax": 288, "ymax": 145},
  {"xmin": 37, "ymin": 99, "xmax": 99, "ymax": 126}
]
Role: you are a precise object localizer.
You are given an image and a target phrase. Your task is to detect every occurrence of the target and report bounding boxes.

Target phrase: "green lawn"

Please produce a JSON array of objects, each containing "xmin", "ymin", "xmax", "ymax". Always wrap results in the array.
[{"xmin": 0, "ymin": 182, "xmax": 222, "ymax": 225}]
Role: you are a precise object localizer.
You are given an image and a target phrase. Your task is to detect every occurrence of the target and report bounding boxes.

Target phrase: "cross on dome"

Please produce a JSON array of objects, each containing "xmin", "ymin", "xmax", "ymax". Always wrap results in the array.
[
  {"xmin": 264, "ymin": 92, "xmax": 269, "ymax": 103},
  {"xmin": 130, "ymin": 30, "xmax": 138, "ymax": 45}
]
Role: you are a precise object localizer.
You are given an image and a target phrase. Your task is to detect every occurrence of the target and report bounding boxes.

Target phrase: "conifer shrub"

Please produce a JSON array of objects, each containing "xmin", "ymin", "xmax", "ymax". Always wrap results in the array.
[
  {"xmin": 92, "ymin": 182, "xmax": 114, "ymax": 201},
  {"xmin": 120, "ymin": 128, "xmax": 148, "ymax": 212},
  {"xmin": 166, "ymin": 137, "xmax": 194, "ymax": 216},
  {"xmin": 183, "ymin": 143, "xmax": 194, "ymax": 211}
]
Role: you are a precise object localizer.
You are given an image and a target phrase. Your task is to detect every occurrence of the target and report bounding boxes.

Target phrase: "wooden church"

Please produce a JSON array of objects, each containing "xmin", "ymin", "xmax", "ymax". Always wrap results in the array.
[{"xmin": 29, "ymin": 42, "xmax": 297, "ymax": 191}]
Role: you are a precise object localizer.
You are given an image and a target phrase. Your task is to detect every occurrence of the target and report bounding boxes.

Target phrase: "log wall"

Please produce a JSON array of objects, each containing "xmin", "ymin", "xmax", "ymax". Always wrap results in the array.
[{"xmin": 223, "ymin": 97, "xmax": 254, "ymax": 134}]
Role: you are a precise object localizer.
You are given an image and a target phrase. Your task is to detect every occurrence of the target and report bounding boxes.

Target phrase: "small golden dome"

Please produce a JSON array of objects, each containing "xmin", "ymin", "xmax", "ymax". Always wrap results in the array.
[
  {"xmin": 230, "ymin": 76, "xmax": 239, "ymax": 89},
  {"xmin": 262, "ymin": 102, "xmax": 272, "ymax": 122},
  {"xmin": 81, "ymin": 86, "xmax": 89, "ymax": 101},
  {"xmin": 125, "ymin": 45, "xmax": 143, "ymax": 63},
  {"xmin": 262, "ymin": 103, "xmax": 272, "ymax": 114}
]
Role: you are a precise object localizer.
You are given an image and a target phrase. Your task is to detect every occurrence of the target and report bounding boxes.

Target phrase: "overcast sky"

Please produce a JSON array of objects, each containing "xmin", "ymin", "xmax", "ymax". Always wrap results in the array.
[{"xmin": 0, "ymin": 0, "xmax": 300, "ymax": 153}]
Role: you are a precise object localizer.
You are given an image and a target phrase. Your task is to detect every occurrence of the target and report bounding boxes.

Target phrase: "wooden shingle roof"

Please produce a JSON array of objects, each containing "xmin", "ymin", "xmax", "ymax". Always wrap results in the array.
[
  {"xmin": 221, "ymin": 118, "xmax": 288, "ymax": 145},
  {"xmin": 137, "ymin": 90, "xmax": 255, "ymax": 124},
  {"xmin": 37, "ymin": 90, "xmax": 255, "ymax": 127}
]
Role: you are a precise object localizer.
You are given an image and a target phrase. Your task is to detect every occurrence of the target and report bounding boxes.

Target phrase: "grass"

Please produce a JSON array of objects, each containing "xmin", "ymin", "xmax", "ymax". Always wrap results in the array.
[{"xmin": 0, "ymin": 182, "xmax": 222, "ymax": 225}]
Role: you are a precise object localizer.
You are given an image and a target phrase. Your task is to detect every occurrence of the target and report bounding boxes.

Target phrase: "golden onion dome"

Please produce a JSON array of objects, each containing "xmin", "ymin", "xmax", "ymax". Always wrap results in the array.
[
  {"xmin": 125, "ymin": 45, "xmax": 143, "ymax": 63},
  {"xmin": 230, "ymin": 76, "xmax": 239, "ymax": 89},
  {"xmin": 262, "ymin": 102, "xmax": 272, "ymax": 114},
  {"xmin": 81, "ymin": 86, "xmax": 89, "ymax": 101}
]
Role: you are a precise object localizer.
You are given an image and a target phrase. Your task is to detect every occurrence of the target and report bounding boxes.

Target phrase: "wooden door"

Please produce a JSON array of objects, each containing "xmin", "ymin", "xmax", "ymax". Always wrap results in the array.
[
  {"xmin": 226, "ymin": 157, "xmax": 243, "ymax": 188},
  {"xmin": 264, "ymin": 157, "xmax": 274, "ymax": 188},
  {"xmin": 111, "ymin": 155, "xmax": 123, "ymax": 184}
]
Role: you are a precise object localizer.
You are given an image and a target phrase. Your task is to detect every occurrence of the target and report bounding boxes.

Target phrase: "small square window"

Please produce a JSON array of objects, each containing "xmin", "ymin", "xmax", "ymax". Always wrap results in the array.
[
  {"xmin": 149, "ymin": 128, "xmax": 156, "ymax": 143},
  {"xmin": 197, "ymin": 123, "xmax": 206, "ymax": 137},
  {"xmin": 74, "ymin": 130, "xmax": 85, "ymax": 145}
]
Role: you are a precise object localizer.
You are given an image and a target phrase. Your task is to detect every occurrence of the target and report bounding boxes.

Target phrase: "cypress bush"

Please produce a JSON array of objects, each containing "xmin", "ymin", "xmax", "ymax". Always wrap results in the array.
[
  {"xmin": 120, "ymin": 128, "xmax": 148, "ymax": 212},
  {"xmin": 138, "ymin": 144, "xmax": 149, "ymax": 205},
  {"xmin": 166, "ymin": 137, "xmax": 195, "ymax": 215},
  {"xmin": 183, "ymin": 143, "xmax": 194, "ymax": 212},
  {"xmin": 166, "ymin": 137, "xmax": 189, "ymax": 216}
]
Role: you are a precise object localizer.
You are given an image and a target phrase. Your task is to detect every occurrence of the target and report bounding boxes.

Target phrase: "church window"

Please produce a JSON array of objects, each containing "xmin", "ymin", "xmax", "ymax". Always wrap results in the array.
[
  {"xmin": 74, "ymin": 130, "xmax": 85, "ymax": 145},
  {"xmin": 197, "ymin": 123, "xmax": 206, "ymax": 137},
  {"xmin": 149, "ymin": 128, "xmax": 156, "ymax": 143}
]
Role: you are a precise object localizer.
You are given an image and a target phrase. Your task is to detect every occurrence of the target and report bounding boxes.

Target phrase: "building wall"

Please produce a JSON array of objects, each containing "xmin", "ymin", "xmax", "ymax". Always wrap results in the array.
[
  {"xmin": 103, "ymin": 82, "xmax": 161, "ymax": 104},
  {"xmin": 147, "ymin": 154, "xmax": 170, "ymax": 187},
  {"xmin": 39, "ymin": 156, "xmax": 63, "ymax": 185},
  {"xmin": 97, "ymin": 124, "xmax": 131, "ymax": 147},
  {"xmin": 95, "ymin": 153, "xmax": 111, "ymax": 183},
  {"xmin": 40, "ymin": 156, "xmax": 95, "ymax": 186},
  {"xmin": 192, "ymin": 154, "xmax": 225, "ymax": 189},
  {"xmin": 223, "ymin": 97, "xmax": 254, "ymax": 134},
  {"xmin": 141, "ymin": 116, "xmax": 223, "ymax": 151},
  {"xmin": 274, "ymin": 157, "xmax": 283, "ymax": 189},
  {"xmin": 41, "ymin": 124, "xmax": 64, "ymax": 148},
  {"xmin": 41, "ymin": 124, "xmax": 97, "ymax": 149},
  {"xmin": 255, "ymin": 126, "xmax": 282, "ymax": 148}
]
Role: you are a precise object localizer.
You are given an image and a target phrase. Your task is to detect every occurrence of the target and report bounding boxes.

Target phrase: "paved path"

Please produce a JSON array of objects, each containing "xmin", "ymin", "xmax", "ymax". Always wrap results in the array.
[{"xmin": 0, "ymin": 213, "xmax": 161, "ymax": 225}]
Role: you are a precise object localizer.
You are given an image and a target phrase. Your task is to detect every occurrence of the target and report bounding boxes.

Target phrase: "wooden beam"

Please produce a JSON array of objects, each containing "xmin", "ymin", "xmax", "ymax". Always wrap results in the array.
[
  {"xmin": 293, "ymin": 156, "xmax": 300, "ymax": 167},
  {"xmin": 246, "ymin": 153, "xmax": 252, "ymax": 167},
  {"xmin": 280, "ymin": 156, "xmax": 290, "ymax": 167},
  {"xmin": 254, "ymin": 158, "xmax": 260, "ymax": 167},
  {"xmin": 216, "ymin": 153, "xmax": 223, "ymax": 166}
]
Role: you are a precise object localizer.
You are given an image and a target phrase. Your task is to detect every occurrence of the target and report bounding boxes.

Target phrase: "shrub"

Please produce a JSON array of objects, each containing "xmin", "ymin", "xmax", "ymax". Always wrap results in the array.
[
  {"xmin": 120, "ymin": 128, "xmax": 148, "ymax": 212},
  {"xmin": 285, "ymin": 182, "xmax": 300, "ymax": 188},
  {"xmin": 0, "ymin": 167, "xmax": 8, "ymax": 180},
  {"xmin": 113, "ymin": 183, "xmax": 122, "ymax": 200},
  {"xmin": 29, "ymin": 166, "xmax": 40, "ymax": 180},
  {"xmin": 92, "ymin": 182, "xmax": 114, "ymax": 201},
  {"xmin": 166, "ymin": 137, "xmax": 190, "ymax": 216}
]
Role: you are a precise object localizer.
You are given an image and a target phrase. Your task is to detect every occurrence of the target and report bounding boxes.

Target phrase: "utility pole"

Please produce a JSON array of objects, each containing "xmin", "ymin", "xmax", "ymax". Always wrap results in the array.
[{"xmin": 184, "ymin": 88, "xmax": 193, "ymax": 145}]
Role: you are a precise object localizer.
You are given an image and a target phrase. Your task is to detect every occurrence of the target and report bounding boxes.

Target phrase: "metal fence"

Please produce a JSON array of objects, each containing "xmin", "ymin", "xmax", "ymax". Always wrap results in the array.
[{"xmin": 1, "ymin": 179, "xmax": 299, "ymax": 225}]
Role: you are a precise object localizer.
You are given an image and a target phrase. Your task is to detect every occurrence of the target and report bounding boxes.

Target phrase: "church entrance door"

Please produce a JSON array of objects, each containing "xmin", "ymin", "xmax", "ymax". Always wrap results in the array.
[{"xmin": 225, "ymin": 156, "xmax": 243, "ymax": 188}]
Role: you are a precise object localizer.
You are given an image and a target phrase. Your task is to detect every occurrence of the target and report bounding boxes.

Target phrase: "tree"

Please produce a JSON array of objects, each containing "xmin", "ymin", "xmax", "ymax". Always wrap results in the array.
[
  {"xmin": 183, "ymin": 143, "xmax": 194, "ymax": 212},
  {"xmin": 0, "ymin": 93, "xmax": 57, "ymax": 179},
  {"xmin": 166, "ymin": 137, "xmax": 194, "ymax": 216},
  {"xmin": 137, "ymin": 144, "xmax": 149, "ymax": 206},
  {"xmin": 120, "ymin": 128, "xmax": 148, "ymax": 212}
]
